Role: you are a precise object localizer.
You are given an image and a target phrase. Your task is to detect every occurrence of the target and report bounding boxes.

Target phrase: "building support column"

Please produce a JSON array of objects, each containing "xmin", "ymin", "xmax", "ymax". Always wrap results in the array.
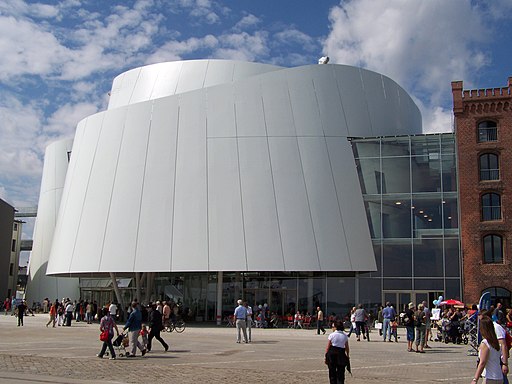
[
  {"xmin": 216, "ymin": 271, "xmax": 223, "ymax": 325},
  {"xmin": 135, "ymin": 272, "xmax": 142, "ymax": 303},
  {"xmin": 110, "ymin": 272, "xmax": 125, "ymax": 315}
]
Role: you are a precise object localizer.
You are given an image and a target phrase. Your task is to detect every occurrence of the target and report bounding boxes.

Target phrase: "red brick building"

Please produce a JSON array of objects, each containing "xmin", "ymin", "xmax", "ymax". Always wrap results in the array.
[{"xmin": 452, "ymin": 77, "xmax": 512, "ymax": 306}]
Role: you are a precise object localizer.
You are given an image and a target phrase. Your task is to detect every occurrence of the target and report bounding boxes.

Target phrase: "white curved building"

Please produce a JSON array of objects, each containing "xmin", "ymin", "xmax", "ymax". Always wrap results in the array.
[
  {"xmin": 26, "ymin": 139, "xmax": 79, "ymax": 304},
  {"xmin": 32, "ymin": 60, "xmax": 460, "ymax": 319}
]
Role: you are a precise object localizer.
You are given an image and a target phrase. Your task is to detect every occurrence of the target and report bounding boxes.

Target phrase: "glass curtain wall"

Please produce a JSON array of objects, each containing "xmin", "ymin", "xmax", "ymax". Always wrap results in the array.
[{"xmin": 352, "ymin": 134, "xmax": 461, "ymax": 310}]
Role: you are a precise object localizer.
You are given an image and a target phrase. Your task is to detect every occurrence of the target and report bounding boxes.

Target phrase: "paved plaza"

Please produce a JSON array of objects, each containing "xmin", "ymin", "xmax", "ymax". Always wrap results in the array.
[{"xmin": 0, "ymin": 314, "xmax": 478, "ymax": 383}]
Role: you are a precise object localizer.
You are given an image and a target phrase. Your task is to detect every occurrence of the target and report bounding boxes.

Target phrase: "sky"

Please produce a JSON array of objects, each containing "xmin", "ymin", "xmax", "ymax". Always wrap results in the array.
[{"xmin": 1, "ymin": 0, "xmax": 511, "ymax": 249}]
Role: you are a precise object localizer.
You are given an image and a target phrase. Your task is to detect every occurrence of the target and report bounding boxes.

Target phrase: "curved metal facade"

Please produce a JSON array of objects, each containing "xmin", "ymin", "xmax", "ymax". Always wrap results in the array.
[
  {"xmin": 26, "ymin": 139, "xmax": 79, "ymax": 302},
  {"xmin": 46, "ymin": 60, "xmax": 421, "ymax": 276}
]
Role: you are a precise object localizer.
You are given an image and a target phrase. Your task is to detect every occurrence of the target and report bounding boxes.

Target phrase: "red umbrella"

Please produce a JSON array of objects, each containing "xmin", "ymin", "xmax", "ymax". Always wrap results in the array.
[{"xmin": 439, "ymin": 299, "xmax": 464, "ymax": 307}]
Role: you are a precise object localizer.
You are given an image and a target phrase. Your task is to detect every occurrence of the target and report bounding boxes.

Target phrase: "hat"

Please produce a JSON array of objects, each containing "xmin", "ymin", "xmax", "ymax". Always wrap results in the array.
[{"xmin": 408, "ymin": 302, "xmax": 414, "ymax": 309}]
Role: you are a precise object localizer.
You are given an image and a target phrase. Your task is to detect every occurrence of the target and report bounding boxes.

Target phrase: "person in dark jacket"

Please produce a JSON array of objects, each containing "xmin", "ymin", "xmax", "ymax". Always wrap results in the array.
[
  {"xmin": 147, "ymin": 303, "xmax": 169, "ymax": 352},
  {"xmin": 17, "ymin": 300, "xmax": 27, "ymax": 326}
]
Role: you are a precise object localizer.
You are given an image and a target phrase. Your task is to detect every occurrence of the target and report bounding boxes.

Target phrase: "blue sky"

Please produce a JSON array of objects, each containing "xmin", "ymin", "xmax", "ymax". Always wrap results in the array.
[{"xmin": 0, "ymin": 0, "xmax": 511, "ymax": 245}]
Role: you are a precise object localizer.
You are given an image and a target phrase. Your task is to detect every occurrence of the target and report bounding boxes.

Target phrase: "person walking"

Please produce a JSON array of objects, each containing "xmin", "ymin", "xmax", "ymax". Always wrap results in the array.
[
  {"xmin": 147, "ymin": 303, "xmax": 169, "ymax": 352},
  {"xmin": 234, "ymin": 299, "xmax": 248, "ymax": 343},
  {"xmin": 3, "ymin": 298, "xmax": 10, "ymax": 316},
  {"xmin": 382, "ymin": 302, "xmax": 396, "ymax": 342},
  {"xmin": 46, "ymin": 301, "xmax": 57, "ymax": 327},
  {"xmin": 472, "ymin": 316, "xmax": 504, "ymax": 384},
  {"xmin": 414, "ymin": 303, "xmax": 426, "ymax": 353},
  {"xmin": 317, "ymin": 306, "xmax": 326, "ymax": 335},
  {"xmin": 97, "ymin": 308, "xmax": 119, "ymax": 359},
  {"xmin": 123, "ymin": 301, "xmax": 147, "ymax": 357},
  {"xmin": 325, "ymin": 320, "xmax": 350, "ymax": 384},
  {"xmin": 354, "ymin": 304, "xmax": 367, "ymax": 342}
]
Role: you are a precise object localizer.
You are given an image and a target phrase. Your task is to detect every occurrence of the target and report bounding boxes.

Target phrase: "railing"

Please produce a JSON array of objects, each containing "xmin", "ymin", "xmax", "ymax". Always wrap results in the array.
[
  {"xmin": 478, "ymin": 127, "xmax": 497, "ymax": 142},
  {"xmin": 482, "ymin": 207, "xmax": 501, "ymax": 221},
  {"xmin": 480, "ymin": 169, "xmax": 499, "ymax": 181}
]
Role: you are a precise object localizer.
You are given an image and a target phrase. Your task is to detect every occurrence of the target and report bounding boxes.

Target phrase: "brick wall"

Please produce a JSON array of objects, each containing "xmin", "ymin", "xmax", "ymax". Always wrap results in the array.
[{"xmin": 452, "ymin": 78, "xmax": 512, "ymax": 304}]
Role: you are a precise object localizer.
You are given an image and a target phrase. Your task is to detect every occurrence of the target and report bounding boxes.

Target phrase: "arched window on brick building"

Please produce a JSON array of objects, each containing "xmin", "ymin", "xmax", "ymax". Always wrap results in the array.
[
  {"xmin": 478, "ymin": 120, "xmax": 498, "ymax": 142},
  {"xmin": 481, "ymin": 193, "xmax": 501, "ymax": 221},
  {"xmin": 482, "ymin": 287, "xmax": 511, "ymax": 308},
  {"xmin": 479, "ymin": 153, "xmax": 499, "ymax": 181},
  {"xmin": 483, "ymin": 234, "xmax": 503, "ymax": 264}
]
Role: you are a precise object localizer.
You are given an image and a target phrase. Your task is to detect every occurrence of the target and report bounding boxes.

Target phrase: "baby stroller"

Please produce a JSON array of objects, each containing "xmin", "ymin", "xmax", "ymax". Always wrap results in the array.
[{"xmin": 105, "ymin": 333, "xmax": 129, "ymax": 357}]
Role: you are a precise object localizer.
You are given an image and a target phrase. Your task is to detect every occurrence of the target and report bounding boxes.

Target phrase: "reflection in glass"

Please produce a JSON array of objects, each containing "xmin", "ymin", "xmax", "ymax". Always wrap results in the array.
[
  {"xmin": 327, "ymin": 277, "xmax": 355, "ymax": 317},
  {"xmin": 382, "ymin": 196, "xmax": 411, "ymax": 238},
  {"xmin": 364, "ymin": 199, "xmax": 381, "ymax": 239},
  {"xmin": 356, "ymin": 158, "xmax": 381, "ymax": 194},
  {"xmin": 381, "ymin": 137, "xmax": 410, "ymax": 157},
  {"xmin": 383, "ymin": 278, "xmax": 412, "ymax": 290},
  {"xmin": 383, "ymin": 240, "xmax": 412, "ymax": 277},
  {"xmin": 352, "ymin": 140, "xmax": 380, "ymax": 158},
  {"xmin": 412, "ymin": 196, "xmax": 442, "ymax": 238},
  {"xmin": 382, "ymin": 157, "xmax": 410, "ymax": 193},
  {"xmin": 413, "ymin": 238, "xmax": 443, "ymax": 277},
  {"xmin": 444, "ymin": 238, "xmax": 460, "ymax": 277},
  {"xmin": 411, "ymin": 135, "xmax": 440, "ymax": 156},
  {"xmin": 441, "ymin": 154, "xmax": 457, "ymax": 192},
  {"xmin": 412, "ymin": 155, "xmax": 441, "ymax": 192}
]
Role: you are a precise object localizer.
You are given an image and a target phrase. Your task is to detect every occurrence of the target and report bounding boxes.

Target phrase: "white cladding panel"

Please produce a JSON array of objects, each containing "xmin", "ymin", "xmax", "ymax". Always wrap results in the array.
[
  {"xmin": 47, "ymin": 60, "xmax": 423, "ymax": 275},
  {"xmin": 134, "ymin": 98, "xmax": 178, "ymax": 271},
  {"xmin": 327, "ymin": 138, "xmax": 375, "ymax": 270},
  {"xmin": 207, "ymin": 138, "xmax": 246, "ymax": 271},
  {"xmin": 298, "ymin": 137, "xmax": 350, "ymax": 270},
  {"xmin": 70, "ymin": 109, "xmax": 127, "ymax": 273},
  {"xmin": 238, "ymin": 137, "xmax": 284, "ymax": 270},
  {"xmin": 101, "ymin": 103, "xmax": 152, "ymax": 271},
  {"xmin": 206, "ymin": 84, "xmax": 236, "ymax": 138},
  {"xmin": 311, "ymin": 66, "xmax": 348, "ymax": 137},
  {"xmin": 260, "ymin": 71, "xmax": 295, "ymax": 137},
  {"xmin": 269, "ymin": 137, "xmax": 319, "ymax": 270},
  {"xmin": 171, "ymin": 92, "xmax": 208, "ymax": 271},
  {"xmin": 26, "ymin": 138, "xmax": 79, "ymax": 302},
  {"xmin": 286, "ymin": 70, "xmax": 324, "ymax": 137}
]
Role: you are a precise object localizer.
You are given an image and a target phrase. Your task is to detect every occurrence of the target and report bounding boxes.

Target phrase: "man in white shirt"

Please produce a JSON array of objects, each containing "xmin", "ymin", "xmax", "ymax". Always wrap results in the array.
[{"xmin": 109, "ymin": 302, "xmax": 118, "ymax": 320}]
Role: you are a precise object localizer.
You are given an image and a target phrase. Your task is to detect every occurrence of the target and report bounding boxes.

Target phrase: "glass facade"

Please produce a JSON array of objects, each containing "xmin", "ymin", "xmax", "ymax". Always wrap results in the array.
[
  {"xmin": 352, "ymin": 133, "xmax": 461, "ymax": 312},
  {"xmin": 80, "ymin": 133, "xmax": 461, "ymax": 322}
]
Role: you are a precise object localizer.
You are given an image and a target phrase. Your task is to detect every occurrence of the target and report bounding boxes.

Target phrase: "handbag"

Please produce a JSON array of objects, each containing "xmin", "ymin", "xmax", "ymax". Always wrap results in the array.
[{"xmin": 100, "ymin": 330, "xmax": 109, "ymax": 342}]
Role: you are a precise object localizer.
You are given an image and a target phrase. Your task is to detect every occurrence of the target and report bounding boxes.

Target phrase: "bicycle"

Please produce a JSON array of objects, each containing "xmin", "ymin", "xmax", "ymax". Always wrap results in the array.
[{"xmin": 163, "ymin": 318, "xmax": 186, "ymax": 333}]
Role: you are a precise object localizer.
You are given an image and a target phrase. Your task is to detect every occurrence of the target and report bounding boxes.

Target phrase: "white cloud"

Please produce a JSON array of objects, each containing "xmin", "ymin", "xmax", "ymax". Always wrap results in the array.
[
  {"xmin": 323, "ymin": 0, "xmax": 494, "ymax": 131},
  {"xmin": 233, "ymin": 14, "xmax": 260, "ymax": 31},
  {"xmin": 45, "ymin": 102, "xmax": 99, "ymax": 138},
  {"xmin": 274, "ymin": 28, "xmax": 316, "ymax": 52}
]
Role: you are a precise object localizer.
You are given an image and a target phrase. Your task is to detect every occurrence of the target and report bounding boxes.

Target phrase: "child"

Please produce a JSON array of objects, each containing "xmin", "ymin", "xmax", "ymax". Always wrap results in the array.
[
  {"xmin": 140, "ymin": 324, "xmax": 149, "ymax": 349},
  {"xmin": 391, "ymin": 320, "xmax": 398, "ymax": 342}
]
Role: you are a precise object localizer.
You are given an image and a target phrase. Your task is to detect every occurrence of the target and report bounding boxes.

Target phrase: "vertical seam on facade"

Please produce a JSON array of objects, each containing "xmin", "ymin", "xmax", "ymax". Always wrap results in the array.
[
  {"xmin": 358, "ymin": 68, "xmax": 374, "ymax": 135},
  {"xmin": 128, "ymin": 69, "xmax": 142, "ymax": 105},
  {"xmin": 313, "ymin": 69, "xmax": 352, "ymax": 270},
  {"xmin": 331, "ymin": 66, "xmax": 354, "ymax": 269},
  {"xmin": 205, "ymin": 93, "xmax": 210, "ymax": 271},
  {"xmin": 148, "ymin": 67, "xmax": 161, "ymax": 101},
  {"xmin": 261, "ymin": 82, "xmax": 286, "ymax": 270},
  {"xmin": 67, "ymin": 114, "xmax": 104, "ymax": 272},
  {"xmin": 203, "ymin": 60, "xmax": 210, "ymax": 89},
  {"xmin": 409, "ymin": 137, "xmax": 414, "ymax": 289},
  {"xmin": 233, "ymin": 95, "xmax": 249, "ymax": 271},
  {"xmin": 132, "ymin": 102, "xmax": 154, "ymax": 271},
  {"xmin": 98, "ymin": 113, "xmax": 127, "ymax": 270},
  {"xmin": 170, "ymin": 102, "xmax": 181, "ymax": 271},
  {"xmin": 60, "ymin": 121, "xmax": 85, "ymax": 273},
  {"xmin": 287, "ymin": 80, "xmax": 322, "ymax": 270}
]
